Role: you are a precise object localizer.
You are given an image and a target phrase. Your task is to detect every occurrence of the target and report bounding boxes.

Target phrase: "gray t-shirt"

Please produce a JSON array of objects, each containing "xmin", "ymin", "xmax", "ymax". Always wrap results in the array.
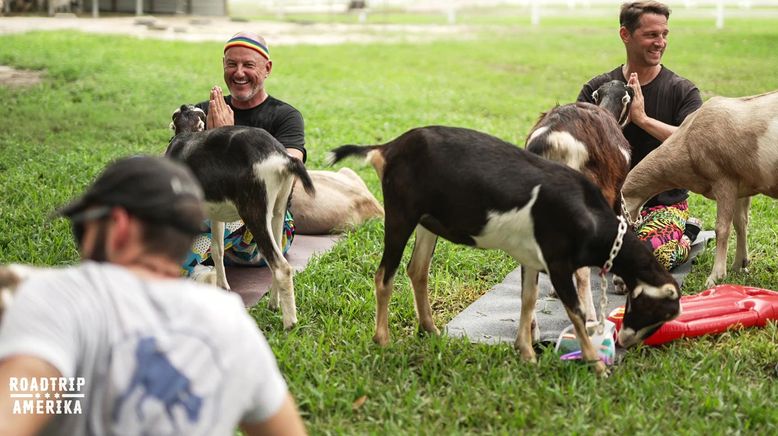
[{"xmin": 0, "ymin": 262, "xmax": 287, "ymax": 435}]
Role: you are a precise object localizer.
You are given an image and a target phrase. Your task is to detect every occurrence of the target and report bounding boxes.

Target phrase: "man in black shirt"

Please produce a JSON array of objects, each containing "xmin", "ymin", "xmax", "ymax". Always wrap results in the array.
[
  {"xmin": 578, "ymin": 1, "xmax": 703, "ymax": 270},
  {"xmin": 181, "ymin": 32, "xmax": 307, "ymax": 278}
]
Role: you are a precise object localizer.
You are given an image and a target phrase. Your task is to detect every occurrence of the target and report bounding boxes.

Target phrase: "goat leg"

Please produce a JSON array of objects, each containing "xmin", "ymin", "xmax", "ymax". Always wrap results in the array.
[
  {"xmin": 515, "ymin": 266, "xmax": 540, "ymax": 363},
  {"xmin": 708, "ymin": 184, "xmax": 738, "ymax": 287},
  {"xmin": 373, "ymin": 213, "xmax": 416, "ymax": 346},
  {"xmin": 211, "ymin": 220, "xmax": 230, "ymax": 290},
  {"xmin": 406, "ymin": 225, "xmax": 440, "ymax": 336},
  {"xmin": 574, "ymin": 267, "xmax": 597, "ymax": 323},
  {"xmin": 372, "ymin": 267, "xmax": 394, "ymax": 346},
  {"xmin": 732, "ymin": 196, "xmax": 751, "ymax": 273},
  {"xmin": 550, "ymin": 267, "xmax": 608, "ymax": 377}
]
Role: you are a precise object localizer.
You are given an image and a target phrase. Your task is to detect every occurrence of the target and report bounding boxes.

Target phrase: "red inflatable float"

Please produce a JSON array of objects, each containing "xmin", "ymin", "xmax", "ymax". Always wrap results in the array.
[{"xmin": 608, "ymin": 284, "xmax": 778, "ymax": 346}]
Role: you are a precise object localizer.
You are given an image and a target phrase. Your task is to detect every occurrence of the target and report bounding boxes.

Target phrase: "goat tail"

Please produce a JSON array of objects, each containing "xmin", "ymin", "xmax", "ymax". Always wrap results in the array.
[
  {"xmin": 287, "ymin": 158, "xmax": 316, "ymax": 196},
  {"xmin": 326, "ymin": 144, "xmax": 381, "ymax": 166}
]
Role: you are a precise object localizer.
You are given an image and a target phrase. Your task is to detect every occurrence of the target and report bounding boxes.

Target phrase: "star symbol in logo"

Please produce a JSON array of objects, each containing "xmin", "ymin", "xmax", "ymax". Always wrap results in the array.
[
  {"xmin": 35, "ymin": 393, "xmax": 40, "ymax": 399},
  {"xmin": 44, "ymin": 393, "xmax": 50, "ymax": 399},
  {"xmin": 55, "ymin": 393, "xmax": 60, "ymax": 399}
]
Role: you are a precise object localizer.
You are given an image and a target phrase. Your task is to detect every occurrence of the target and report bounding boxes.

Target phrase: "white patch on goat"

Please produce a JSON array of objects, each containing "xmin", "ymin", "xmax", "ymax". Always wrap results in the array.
[
  {"xmin": 631, "ymin": 280, "xmax": 679, "ymax": 300},
  {"xmin": 253, "ymin": 154, "xmax": 288, "ymax": 180},
  {"xmin": 620, "ymin": 146, "xmax": 631, "ymax": 164},
  {"xmin": 619, "ymin": 91, "xmax": 631, "ymax": 127},
  {"xmin": 545, "ymin": 131, "xmax": 589, "ymax": 171},
  {"xmin": 756, "ymin": 119, "xmax": 778, "ymax": 187},
  {"xmin": 527, "ymin": 126, "xmax": 549, "ymax": 143},
  {"xmin": 472, "ymin": 185, "xmax": 548, "ymax": 272},
  {"xmin": 206, "ymin": 201, "xmax": 241, "ymax": 222}
]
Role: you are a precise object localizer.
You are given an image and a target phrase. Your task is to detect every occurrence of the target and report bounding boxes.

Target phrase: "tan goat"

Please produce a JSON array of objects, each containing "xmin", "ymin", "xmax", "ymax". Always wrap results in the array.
[
  {"xmin": 290, "ymin": 168, "xmax": 384, "ymax": 235},
  {"xmin": 623, "ymin": 90, "xmax": 778, "ymax": 287}
]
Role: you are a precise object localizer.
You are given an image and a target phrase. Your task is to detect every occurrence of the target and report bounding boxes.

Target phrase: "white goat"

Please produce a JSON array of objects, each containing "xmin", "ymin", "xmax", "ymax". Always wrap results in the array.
[{"xmin": 623, "ymin": 90, "xmax": 778, "ymax": 287}]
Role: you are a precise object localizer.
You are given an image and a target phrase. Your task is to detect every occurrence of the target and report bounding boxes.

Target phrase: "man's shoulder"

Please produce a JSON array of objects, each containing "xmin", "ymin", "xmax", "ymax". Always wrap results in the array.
[
  {"xmin": 263, "ymin": 95, "xmax": 302, "ymax": 117},
  {"xmin": 657, "ymin": 66, "xmax": 698, "ymax": 90},
  {"xmin": 585, "ymin": 66, "xmax": 624, "ymax": 87}
]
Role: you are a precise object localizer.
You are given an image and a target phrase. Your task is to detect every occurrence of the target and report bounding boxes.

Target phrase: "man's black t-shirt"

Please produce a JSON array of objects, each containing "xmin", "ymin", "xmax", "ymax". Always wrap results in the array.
[
  {"xmin": 578, "ymin": 65, "xmax": 702, "ymax": 206},
  {"xmin": 196, "ymin": 95, "xmax": 307, "ymax": 162}
]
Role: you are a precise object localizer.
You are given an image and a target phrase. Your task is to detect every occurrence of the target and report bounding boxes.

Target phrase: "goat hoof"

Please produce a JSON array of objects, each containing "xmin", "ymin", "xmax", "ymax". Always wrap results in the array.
[
  {"xmin": 514, "ymin": 343, "xmax": 537, "ymax": 363},
  {"xmin": 705, "ymin": 276, "xmax": 718, "ymax": 288},
  {"xmin": 593, "ymin": 361, "xmax": 609, "ymax": 378},
  {"xmin": 418, "ymin": 324, "xmax": 440, "ymax": 337},
  {"xmin": 267, "ymin": 298, "xmax": 279, "ymax": 311},
  {"xmin": 548, "ymin": 289, "xmax": 559, "ymax": 299},
  {"xmin": 372, "ymin": 331, "xmax": 390, "ymax": 346},
  {"xmin": 282, "ymin": 317, "xmax": 297, "ymax": 331}
]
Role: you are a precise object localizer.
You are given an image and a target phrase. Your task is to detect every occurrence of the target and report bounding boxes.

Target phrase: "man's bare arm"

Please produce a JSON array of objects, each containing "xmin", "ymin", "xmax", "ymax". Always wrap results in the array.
[
  {"xmin": 0, "ymin": 356, "xmax": 60, "ymax": 436},
  {"xmin": 240, "ymin": 394, "xmax": 307, "ymax": 436},
  {"xmin": 627, "ymin": 72, "xmax": 678, "ymax": 141}
]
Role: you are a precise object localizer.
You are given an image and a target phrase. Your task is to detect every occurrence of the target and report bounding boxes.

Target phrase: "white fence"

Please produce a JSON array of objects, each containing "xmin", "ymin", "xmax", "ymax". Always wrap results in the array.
[{"xmin": 235, "ymin": 0, "xmax": 778, "ymax": 28}]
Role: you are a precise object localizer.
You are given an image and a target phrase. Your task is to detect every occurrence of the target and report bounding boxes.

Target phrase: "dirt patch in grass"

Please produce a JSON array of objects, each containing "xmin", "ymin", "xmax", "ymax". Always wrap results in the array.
[{"xmin": 0, "ymin": 65, "xmax": 43, "ymax": 88}]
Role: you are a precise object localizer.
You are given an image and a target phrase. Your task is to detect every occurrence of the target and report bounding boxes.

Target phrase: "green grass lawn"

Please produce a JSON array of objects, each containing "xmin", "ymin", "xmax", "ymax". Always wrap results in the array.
[{"xmin": 2, "ymin": 16, "xmax": 778, "ymax": 434}]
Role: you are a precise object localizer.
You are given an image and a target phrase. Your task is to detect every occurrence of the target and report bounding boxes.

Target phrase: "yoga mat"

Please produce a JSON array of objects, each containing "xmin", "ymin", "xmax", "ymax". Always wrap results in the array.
[
  {"xmin": 445, "ymin": 231, "xmax": 715, "ymax": 344},
  {"xmin": 226, "ymin": 234, "xmax": 340, "ymax": 306}
]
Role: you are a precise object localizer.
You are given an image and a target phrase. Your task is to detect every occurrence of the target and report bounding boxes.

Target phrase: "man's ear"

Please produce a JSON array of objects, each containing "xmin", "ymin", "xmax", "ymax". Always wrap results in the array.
[
  {"xmin": 107, "ymin": 207, "xmax": 133, "ymax": 256},
  {"xmin": 619, "ymin": 26, "xmax": 631, "ymax": 44}
]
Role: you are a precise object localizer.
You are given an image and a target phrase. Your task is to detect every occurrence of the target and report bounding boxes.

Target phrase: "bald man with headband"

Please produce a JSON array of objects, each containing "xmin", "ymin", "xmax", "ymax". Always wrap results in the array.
[{"xmin": 179, "ymin": 32, "xmax": 307, "ymax": 279}]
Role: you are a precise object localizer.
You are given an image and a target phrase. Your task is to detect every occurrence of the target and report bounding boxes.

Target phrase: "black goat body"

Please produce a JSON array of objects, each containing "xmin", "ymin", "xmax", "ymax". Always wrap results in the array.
[
  {"xmin": 330, "ymin": 126, "xmax": 679, "ymax": 376},
  {"xmin": 166, "ymin": 105, "xmax": 314, "ymax": 329}
]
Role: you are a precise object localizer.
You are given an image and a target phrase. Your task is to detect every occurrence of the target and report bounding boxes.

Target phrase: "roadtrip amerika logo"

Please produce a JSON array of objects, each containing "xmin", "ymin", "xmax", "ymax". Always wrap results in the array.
[{"xmin": 9, "ymin": 377, "xmax": 85, "ymax": 415}]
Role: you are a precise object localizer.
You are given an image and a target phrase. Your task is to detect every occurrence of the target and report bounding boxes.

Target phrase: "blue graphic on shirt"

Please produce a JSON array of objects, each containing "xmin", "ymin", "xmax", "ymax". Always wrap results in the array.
[{"xmin": 113, "ymin": 337, "xmax": 203, "ymax": 427}]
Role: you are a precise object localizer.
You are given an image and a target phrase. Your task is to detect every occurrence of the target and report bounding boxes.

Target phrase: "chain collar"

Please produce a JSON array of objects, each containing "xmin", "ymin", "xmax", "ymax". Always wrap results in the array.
[
  {"xmin": 601, "ymin": 215, "xmax": 628, "ymax": 276},
  {"xmin": 620, "ymin": 191, "xmax": 642, "ymax": 229},
  {"xmin": 595, "ymin": 215, "xmax": 629, "ymax": 334}
]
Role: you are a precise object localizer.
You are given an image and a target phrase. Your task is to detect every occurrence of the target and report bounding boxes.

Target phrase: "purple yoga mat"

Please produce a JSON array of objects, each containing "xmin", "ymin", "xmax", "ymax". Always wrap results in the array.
[{"xmin": 226, "ymin": 234, "xmax": 340, "ymax": 306}]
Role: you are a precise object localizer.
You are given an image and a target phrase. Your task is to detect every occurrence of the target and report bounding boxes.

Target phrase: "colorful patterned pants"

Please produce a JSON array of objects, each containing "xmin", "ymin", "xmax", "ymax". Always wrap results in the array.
[
  {"xmin": 181, "ymin": 211, "xmax": 295, "ymax": 276},
  {"xmin": 635, "ymin": 201, "xmax": 690, "ymax": 271}
]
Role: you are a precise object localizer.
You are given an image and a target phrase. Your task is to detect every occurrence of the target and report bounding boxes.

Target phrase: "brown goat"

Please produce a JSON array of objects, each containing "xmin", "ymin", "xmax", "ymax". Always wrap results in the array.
[
  {"xmin": 526, "ymin": 84, "xmax": 632, "ymax": 320},
  {"xmin": 623, "ymin": 90, "xmax": 778, "ymax": 287}
]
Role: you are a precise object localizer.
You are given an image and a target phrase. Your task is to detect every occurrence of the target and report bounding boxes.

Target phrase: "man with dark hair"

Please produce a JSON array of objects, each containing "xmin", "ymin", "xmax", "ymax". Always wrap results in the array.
[
  {"xmin": 0, "ymin": 156, "xmax": 306, "ymax": 435},
  {"xmin": 578, "ymin": 1, "xmax": 703, "ymax": 270},
  {"xmin": 181, "ymin": 32, "xmax": 307, "ymax": 281}
]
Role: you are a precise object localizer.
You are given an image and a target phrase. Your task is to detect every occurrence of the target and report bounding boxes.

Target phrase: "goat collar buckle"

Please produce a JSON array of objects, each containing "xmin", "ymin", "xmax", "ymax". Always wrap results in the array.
[{"xmin": 600, "ymin": 215, "xmax": 628, "ymax": 277}]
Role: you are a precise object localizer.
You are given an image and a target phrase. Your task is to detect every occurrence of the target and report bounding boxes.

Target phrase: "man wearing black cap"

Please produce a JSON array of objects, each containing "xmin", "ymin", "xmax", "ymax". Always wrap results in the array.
[{"xmin": 0, "ymin": 156, "xmax": 306, "ymax": 435}]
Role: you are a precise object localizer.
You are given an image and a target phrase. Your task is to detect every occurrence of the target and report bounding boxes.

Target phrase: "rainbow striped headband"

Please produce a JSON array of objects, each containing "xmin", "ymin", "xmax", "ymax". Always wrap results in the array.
[{"xmin": 224, "ymin": 36, "xmax": 270, "ymax": 61}]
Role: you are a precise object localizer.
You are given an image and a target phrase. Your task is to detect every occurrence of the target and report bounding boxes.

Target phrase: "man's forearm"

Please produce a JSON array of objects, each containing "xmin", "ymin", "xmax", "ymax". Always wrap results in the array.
[
  {"xmin": 0, "ymin": 356, "xmax": 59, "ymax": 436},
  {"xmin": 632, "ymin": 115, "xmax": 678, "ymax": 142}
]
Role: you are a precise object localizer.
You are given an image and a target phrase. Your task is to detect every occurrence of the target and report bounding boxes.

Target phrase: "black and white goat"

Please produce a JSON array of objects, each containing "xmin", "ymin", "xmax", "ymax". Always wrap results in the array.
[
  {"xmin": 166, "ymin": 105, "xmax": 315, "ymax": 329},
  {"xmin": 525, "ymin": 80, "xmax": 633, "ymax": 320},
  {"xmin": 330, "ymin": 126, "xmax": 680, "ymax": 376}
]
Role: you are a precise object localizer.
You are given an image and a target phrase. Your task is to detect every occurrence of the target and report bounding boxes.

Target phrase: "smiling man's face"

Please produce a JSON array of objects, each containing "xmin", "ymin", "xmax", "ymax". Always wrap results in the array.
[{"xmin": 223, "ymin": 45, "xmax": 272, "ymax": 109}]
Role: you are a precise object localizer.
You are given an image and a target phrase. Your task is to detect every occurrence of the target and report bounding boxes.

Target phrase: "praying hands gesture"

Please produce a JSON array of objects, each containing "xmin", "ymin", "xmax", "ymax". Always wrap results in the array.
[
  {"xmin": 206, "ymin": 86, "xmax": 234, "ymax": 129},
  {"xmin": 626, "ymin": 72, "xmax": 676, "ymax": 142}
]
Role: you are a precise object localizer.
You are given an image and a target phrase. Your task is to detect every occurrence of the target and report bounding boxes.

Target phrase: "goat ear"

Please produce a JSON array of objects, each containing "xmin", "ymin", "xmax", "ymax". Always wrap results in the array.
[
  {"xmin": 172, "ymin": 107, "xmax": 181, "ymax": 122},
  {"xmin": 591, "ymin": 90, "xmax": 599, "ymax": 103}
]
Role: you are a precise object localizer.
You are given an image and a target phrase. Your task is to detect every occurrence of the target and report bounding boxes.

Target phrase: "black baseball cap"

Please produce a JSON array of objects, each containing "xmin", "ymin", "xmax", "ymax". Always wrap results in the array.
[{"xmin": 56, "ymin": 155, "xmax": 206, "ymax": 235}]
